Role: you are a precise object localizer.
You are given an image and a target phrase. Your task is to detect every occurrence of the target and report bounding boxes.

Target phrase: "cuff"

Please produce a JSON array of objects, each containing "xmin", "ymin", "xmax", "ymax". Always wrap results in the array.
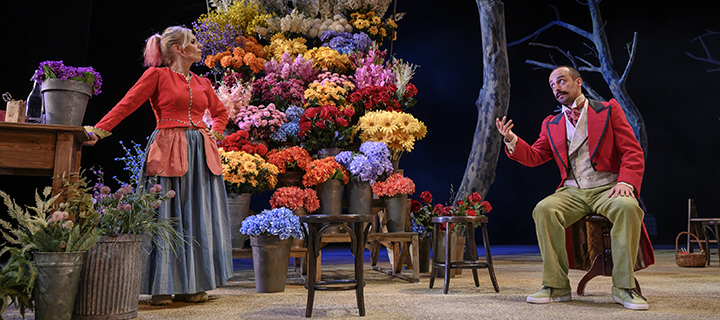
[
  {"xmin": 616, "ymin": 181, "xmax": 635, "ymax": 192},
  {"xmin": 505, "ymin": 135, "xmax": 518, "ymax": 154},
  {"xmin": 83, "ymin": 126, "xmax": 112, "ymax": 139}
]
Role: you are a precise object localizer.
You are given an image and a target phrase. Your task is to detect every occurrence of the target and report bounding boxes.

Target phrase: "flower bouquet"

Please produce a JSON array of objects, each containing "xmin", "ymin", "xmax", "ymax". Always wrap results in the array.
[
  {"xmin": 320, "ymin": 31, "xmax": 372, "ymax": 55},
  {"xmin": 372, "ymin": 173, "xmax": 415, "ymax": 198},
  {"xmin": 410, "ymin": 190, "xmax": 435, "ymax": 238},
  {"xmin": 219, "ymin": 130, "xmax": 268, "ymax": 156},
  {"xmin": 269, "ymin": 105, "xmax": 304, "ymax": 144},
  {"xmin": 269, "ymin": 186, "xmax": 320, "ymax": 213},
  {"xmin": 240, "ymin": 207, "xmax": 303, "ymax": 241},
  {"xmin": 334, "ymin": 141, "xmax": 393, "ymax": 184},
  {"xmin": 303, "ymin": 46, "xmax": 353, "ymax": 74},
  {"xmin": 266, "ymin": 146, "xmax": 313, "ymax": 174},
  {"xmin": 254, "ymin": 54, "xmax": 317, "ymax": 112},
  {"xmin": 204, "ymin": 71, "xmax": 254, "ymax": 132},
  {"xmin": 451, "ymin": 192, "xmax": 493, "ymax": 218},
  {"xmin": 347, "ymin": 10, "xmax": 397, "ymax": 46},
  {"xmin": 298, "ymin": 104, "xmax": 355, "ymax": 152},
  {"xmin": 372, "ymin": 172, "xmax": 415, "ymax": 232},
  {"xmin": 32, "ymin": 60, "xmax": 103, "ymax": 95},
  {"xmin": 303, "ymin": 72, "xmax": 356, "ymax": 110},
  {"xmin": 219, "ymin": 149, "xmax": 279, "ymax": 195},
  {"xmin": 356, "ymin": 110, "xmax": 427, "ymax": 161},
  {"xmin": 203, "ymin": 36, "xmax": 268, "ymax": 78},
  {"xmin": 302, "ymin": 157, "xmax": 350, "ymax": 187},
  {"xmin": 234, "ymin": 103, "xmax": 286, "ymax": 141}
]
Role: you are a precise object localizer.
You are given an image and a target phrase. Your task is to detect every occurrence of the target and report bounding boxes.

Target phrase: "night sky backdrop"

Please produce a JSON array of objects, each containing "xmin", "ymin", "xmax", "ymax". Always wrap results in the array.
[{"xmin": 2, "ymin": 0, "xmax": 719, "ymax": 246}]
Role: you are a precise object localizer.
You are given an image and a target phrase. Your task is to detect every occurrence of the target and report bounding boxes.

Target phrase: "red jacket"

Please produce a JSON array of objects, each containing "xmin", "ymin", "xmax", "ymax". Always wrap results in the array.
[{"xmin": 507, "ymin": 98, "xmax": 654, "ymax": 270}]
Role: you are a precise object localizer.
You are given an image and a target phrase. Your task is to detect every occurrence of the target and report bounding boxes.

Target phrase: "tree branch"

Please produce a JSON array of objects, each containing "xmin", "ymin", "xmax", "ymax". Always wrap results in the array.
[
  {"xmin": 508, "ymin": 20, "xmax": 593, "ymax": 47},
  {"xmin": 525, "ymin": 60, "xmax": 557, "ymax": 70},
  {"xmin": 574, "ymin": 56, "xmax": 601, "ymax": 73},
  {"xmin": 686, "ymin": 30, "xmax": 720, "ymax": 72},
  {"xmin": 620, "ymin": 32, "xmax": 638, "ymax": 84}
]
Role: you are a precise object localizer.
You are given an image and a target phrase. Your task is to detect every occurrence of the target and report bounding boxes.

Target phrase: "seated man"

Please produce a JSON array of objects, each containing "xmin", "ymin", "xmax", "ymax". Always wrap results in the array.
[{"xmin": 496, "ymin": 66, "xmax": 652, "ymax": 310}]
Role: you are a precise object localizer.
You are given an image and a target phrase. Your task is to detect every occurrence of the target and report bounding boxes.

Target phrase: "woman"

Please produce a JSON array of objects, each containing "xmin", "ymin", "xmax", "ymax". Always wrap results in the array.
[{"xmin": 84, "ymin": 26, "xmax": 233, "ymax": 305}]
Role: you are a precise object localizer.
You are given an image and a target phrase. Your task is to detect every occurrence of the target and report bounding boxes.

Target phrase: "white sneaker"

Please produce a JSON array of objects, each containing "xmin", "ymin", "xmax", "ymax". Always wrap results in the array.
[{"xmin": 526, "ymin": 286, "xmax": 572, "ymax": 304}]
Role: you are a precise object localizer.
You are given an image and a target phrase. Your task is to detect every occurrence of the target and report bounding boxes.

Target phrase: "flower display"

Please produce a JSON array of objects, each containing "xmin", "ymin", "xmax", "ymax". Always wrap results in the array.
[
  {"xmin": 266, "ymin": 146, "xmax": 313, "ymax": 174},
  {"xmin": 204, "ymin": 73, "xmax": 254, "ymax": 131},
  {"xmin": 298, "ymin": 104, "xmax": 355, "ymax": 151},
  {"xmin": 302, "ymin": 157, "xmax": 350, "ymax": 187},
  {"xmin": 240, "ymin": 207, "xmax": 303, "ymax": 240},
  {"xmin": 262, "ymin": 9, "xmax": 315, "ymax": 39},
  {"xmin": 266, "ymin": 34, "xmax": 309, "ymax": 61},
  {"xmin": 304, "ymin": 73, "xmax": 355, "ymax": 110},
  {"xmin": 219, "ymin": 149, "xmax": 279, "ymax": 195},
  {"xmin": 303, "ymin": 47, "xmax": 353, "ymax": 74},
  {"xmin": 334, "ymin": 141, "xmax": 393, "ymax": 184},
  {"xmin": 451, "ymin": 192, "xmax": 493, "ymax": 217},
  {"xmin": 204, "ymin": 37, "xmax": 268, "ymax": 78},
  {"xmin": 269, "ymin": 186, "xmax": 320, "ymax": 212},
  {"xmin": 254, "ymin": 54, "xmax": 317, "ymax": 111},
  {"xmin": 193, "ymin": 0, "xmax": 270, "ymax": 62},
  {"xmin": 33, "ymin": 60, "xmax": 103, "ymax": 95},
  {"xmin": 356, "ymin": 110, "xmax": 427, "ymax": 160},
  {"xmin": 351, "ymin": 46, "xmax": 394, "ymax": 89},
  {"xmin": 234, "ymin": 103, "xmax": 286, "ymax": 141},
  {"xmin": 347, "ymin": 10, "xmax": 397, "ymax": 45},
  {"xmin": 320, "ymin": 31, "xmax": 372, "ymax": 55},
  {"xmin": 371, "ymin": 173, "xmax": 415, "ymax": 197},
  {"xmin": 218, "ymin": 130, "xmax": 268, "ymax": 156},
  {"xmin": 410, "ymin": 190, "xmax": 435, "ymax": 237},
  {"xmin": 270, "ymin": 105, "xmax": 304, "ymax": 143}
]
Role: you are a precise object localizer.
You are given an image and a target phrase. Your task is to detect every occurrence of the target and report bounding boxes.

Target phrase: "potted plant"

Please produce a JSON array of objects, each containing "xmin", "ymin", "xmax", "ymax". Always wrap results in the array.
[
  {"xmin": 0, "ymin": 173, "xmax": 101, "ymax": 320},
  {"xmin": 410, "ymin": 190, "xmax": 438, "ymax": 273},
  {"xmin": 372, "ymin": 173, "xmax": 416, "ymax": 232},
  {"xmin": 334, "ymin": 141, "xmax": 394, "ymax": 215},
  {"xmin": 32, "ymin": 60, "xmax": 102, "ymax": 126},
  {"xmin": 302, "ymin": 157, "xmax": 349, "ymax": 220},
  {"xmin": 266, "ymin": 145, "xmax": 313, "ymax": 188},
  {"xmin": 356, "ymin": 110, "xmax": 427, "ymax": 169},
  {"xmin": 298, "ymin": 104, "xmax": 355, "ymax": 155},
  {"xmin": 239, "ymin": 207, "xmax": 303, "ymax": 293},
  {"xmin": 219, "ymin": 148, "xmax": 279, "ymax": 249}
]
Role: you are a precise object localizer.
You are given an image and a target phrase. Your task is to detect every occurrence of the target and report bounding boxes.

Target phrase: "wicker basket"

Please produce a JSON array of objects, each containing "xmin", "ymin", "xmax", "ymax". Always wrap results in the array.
[{"xmin": 675, "ymin": 231, "xmax": 707, "ymax": 268}]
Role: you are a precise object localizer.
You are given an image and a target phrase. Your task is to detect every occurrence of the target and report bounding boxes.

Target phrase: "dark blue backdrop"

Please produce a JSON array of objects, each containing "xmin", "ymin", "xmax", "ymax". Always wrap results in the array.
[{"xmin": 2, "ymin": 0, "xmax": 719, "ymax": 246}]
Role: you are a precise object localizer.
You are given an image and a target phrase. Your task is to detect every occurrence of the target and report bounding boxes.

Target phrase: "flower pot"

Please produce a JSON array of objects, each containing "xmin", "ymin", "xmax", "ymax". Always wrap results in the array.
[
  {"xmin": 433, "ymin": 230, "xmax": 457, "ymax": 278},
  {"xmin": 250, "ymin": 234, "xmax": 293, "ymax": 293},
  {"xmin": 316, "ymin": 179, "xmax": 344, "ymax": 233},
  {"xmin": 277, "ymin": 170, "xmax": 304, "ymax": 188},
  {"xmin": 73, "ymin": 234, "xmax": 143, "ymax": 320},
  {"xmin": 384, "ymin": 194, "xmax": 408, "ymax": 233},
  {"xmin": 41, "ymin": 78, "xmax": 92, "ymax": 126},
  {"xmin": 33, "ymin": 251, "xmax": 86, "ymax": 320},
  {"xmin": 418, "ymin": 236, "xmax": 432, "ymax": 274},
  {"xmin": 347, "ymin": 180, "xmax": 372, "ymax": 216},
  {"xmin": 228, "ymin": 193, "xmax": 252, "ymax": 249}
]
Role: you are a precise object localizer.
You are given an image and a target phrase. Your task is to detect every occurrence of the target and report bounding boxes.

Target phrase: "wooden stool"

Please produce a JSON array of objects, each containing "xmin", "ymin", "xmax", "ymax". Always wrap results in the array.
[
  {"xmin": 429, "ymin": 216, "xmax": 499, "ymax": 294},
  {"xmin": 300, "ymin": 214, "xmax": 373, "ymax": 317},
  {"xmin": 576, "ymin": 214, "xmax": 641, "ymax": 295},
  {"xmin": 702, "ymin": 220, "xmax": 720, "ymax": 265}
]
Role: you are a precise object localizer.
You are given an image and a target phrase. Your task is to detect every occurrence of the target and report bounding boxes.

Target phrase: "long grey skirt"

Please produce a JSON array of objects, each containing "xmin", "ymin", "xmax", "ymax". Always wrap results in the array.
[{"xmin": 139, "ymin": 129, "xmax": 233, "ymax": 295}]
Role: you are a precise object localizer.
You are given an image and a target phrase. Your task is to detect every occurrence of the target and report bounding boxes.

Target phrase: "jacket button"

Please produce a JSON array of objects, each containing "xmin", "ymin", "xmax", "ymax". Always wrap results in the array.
[{"xmin": 592, "ymin": 162, "xmax": 597, "ymax": 166}]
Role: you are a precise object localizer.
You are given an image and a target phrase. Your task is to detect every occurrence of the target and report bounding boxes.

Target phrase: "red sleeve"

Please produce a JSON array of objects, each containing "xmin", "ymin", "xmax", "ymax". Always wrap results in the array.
[
  {"xmin": 507, "ymin": 115, "xmax": 555, "ymax": 167},
  {"xmin": 608, "ymin": 99, "xmax": 644, "ymax": 194},
  {"xmin": 94, "ymin": 67, "xmax": 159, "ymax": 132},
  {"xmin": 203, "ymin": 76, "xmax": 228, "ymax": 134}
]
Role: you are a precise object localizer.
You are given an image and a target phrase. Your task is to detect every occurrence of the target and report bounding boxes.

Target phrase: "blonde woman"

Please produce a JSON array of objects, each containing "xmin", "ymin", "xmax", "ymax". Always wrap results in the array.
[{"xmin": 85, "ymin": 26, "xmax": 232, "ymax": 305}]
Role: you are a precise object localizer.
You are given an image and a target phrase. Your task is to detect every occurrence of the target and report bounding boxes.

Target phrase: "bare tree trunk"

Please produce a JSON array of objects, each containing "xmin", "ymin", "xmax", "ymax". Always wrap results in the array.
[
  {"xmin": 587, "ymin": 0, "xmax": 648, "ymax": 155},
  {"xmin": 456, "ymin": 0, "xmax": 510, "ymax": 202}
]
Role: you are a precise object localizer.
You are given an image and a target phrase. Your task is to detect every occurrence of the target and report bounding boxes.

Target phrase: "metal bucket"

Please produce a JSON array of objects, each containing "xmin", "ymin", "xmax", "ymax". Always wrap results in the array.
[
  {"xmin": 250, "ymin": 235, "xmax": 292, "ymax": 293},
  {"xmin": 316, "ymin": 179, "xmax": 344, "ymax": 233},
  {"xmin": 73, "ymin": 234, "xmax": 143, "ymax": 320},
  {"xmin": 41, "ymin": 78, "xmax": 92, "ymax": 126},
  {"xmin": 384, "ymin": 194, "xmax": 408, "ymax": 232},
  {"xmin": 347, "ymin": 180, "xmax": 372, "ymax": 216},
  {"xmin": 33, "ymin": 251, "xmax": 86, "ymax": 320},
  {"xmin": 228, "ymin": 193, "xmax": 252, "ymax": 249}
]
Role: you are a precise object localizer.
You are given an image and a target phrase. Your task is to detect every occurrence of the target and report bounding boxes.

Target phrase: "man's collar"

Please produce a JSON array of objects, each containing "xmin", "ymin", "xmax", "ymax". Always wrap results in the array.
[{"xmin": 561, "ymin": 94, "xmax": 587, "ymax": 112}]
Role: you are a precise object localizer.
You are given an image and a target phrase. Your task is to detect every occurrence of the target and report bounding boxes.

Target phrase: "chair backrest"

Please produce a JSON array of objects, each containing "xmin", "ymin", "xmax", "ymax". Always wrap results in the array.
[{"xmin": 687, "ymin": 199, "xmax": 703, "ymax": 249}]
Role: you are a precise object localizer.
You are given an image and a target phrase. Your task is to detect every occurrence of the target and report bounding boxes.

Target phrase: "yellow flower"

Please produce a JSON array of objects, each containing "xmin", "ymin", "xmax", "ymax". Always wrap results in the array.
[
  {"xmin": 368, "ymin": 26, "xmax": 379, "ymax": 35},
  {"xmin": 372, "ymin": 16, "xmax": 381, "ymax": 24}
]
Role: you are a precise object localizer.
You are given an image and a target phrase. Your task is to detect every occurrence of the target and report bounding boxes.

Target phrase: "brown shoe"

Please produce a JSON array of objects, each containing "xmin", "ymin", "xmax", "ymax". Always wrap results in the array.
[
  {"xmin": 149, "ymin": 294, "xmax": 173, "ymax": 305},
  {"xmin": 174, "ymin": 291, "xmax": 208, "ymax": 303}
]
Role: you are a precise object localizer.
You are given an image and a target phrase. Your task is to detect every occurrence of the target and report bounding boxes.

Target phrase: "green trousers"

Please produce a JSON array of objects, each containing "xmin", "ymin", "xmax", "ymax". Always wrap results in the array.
[{"xmin": 532, "ymin": 184, "xmax": 644, "ymax": 289}]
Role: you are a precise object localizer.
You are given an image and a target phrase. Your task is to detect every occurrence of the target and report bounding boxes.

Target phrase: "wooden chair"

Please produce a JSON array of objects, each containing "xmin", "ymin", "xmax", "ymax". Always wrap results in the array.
[
  {"xmin": 687, "ymin": 199, "xmax": 720, "ymax": 265},
  {"xmin": 365, "ymin": 199, "xmax": 420, "ymax": 282}
]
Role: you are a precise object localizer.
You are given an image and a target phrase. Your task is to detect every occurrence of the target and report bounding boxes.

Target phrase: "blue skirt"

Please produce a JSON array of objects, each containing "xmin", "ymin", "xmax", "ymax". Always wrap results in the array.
[{"xmin": 139, "ymin": 129, "xmax": 233, "ymax": 295}]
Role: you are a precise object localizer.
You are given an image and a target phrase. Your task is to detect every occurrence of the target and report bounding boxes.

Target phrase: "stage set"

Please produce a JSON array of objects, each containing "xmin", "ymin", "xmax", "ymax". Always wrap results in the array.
[{"xmin": 2, "ymin": 0, "xmax": 719, "ymax": 319}]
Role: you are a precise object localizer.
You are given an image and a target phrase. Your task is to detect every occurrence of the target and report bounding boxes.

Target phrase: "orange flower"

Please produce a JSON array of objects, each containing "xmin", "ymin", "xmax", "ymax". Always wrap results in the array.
[{"xmin": 302, "ymin": 157, "xmax": 349, "ymax": 187}]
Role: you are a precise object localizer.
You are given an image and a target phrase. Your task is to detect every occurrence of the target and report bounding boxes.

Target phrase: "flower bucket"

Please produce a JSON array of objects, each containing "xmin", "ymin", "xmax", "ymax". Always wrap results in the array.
[
  {"xmin": 433, "ymin": 230, "xmax": 457, "ymax": 278},
  {"xmin": 228, "ymin": 193, "xmax": 252, "ymax": 249},
  {"xmin": 418, "ymin": 236, "xmax": 432, "ymax": 273},
  {"xmin": 33, "ymin": 251, "xmax": 86, "ymax": 320},
  {"xmin": 384, "ymin": 194, "xmax": 408, "ymax": 233},
  {"xmin": 292, "ymin": 207, "xmax": 308, "ymax": 248},
  {"xmin": 277, "ymin": 170, "xmax": 304, "ymax": 188},
  {"xmin": 347, "ymin": 180, "xmax": 372, "ymax": 216},
  {"xmin": 73, "ymin": 234, "xmax": 143, "ymax": 320},
  {"xmin": 316, "ymin": 179, "xmax": 344, "ymax": 233},
  {"xmin": 41, "ymin": 78, "xmax": 92, "ymax": 126},
  {"xmin": 250, "ymin": 234, "xmax": 293, "ymax": 293}
]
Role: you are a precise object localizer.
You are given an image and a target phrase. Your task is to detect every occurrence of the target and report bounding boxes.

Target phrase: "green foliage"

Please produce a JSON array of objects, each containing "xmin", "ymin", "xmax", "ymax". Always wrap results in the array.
[{"xmin": 0, "ymin": 247, "xmax": 37, "ymax": 317}]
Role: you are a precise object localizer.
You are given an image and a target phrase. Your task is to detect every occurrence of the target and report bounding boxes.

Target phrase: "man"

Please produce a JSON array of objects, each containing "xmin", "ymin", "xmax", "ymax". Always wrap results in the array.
[{"xmin": 496, "ymin": 66, "xmax": 649, "ymax": 310}]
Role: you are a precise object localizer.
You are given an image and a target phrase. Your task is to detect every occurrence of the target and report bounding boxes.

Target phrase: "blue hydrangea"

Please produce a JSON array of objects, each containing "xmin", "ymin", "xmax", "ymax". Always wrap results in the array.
[
  {"xmin": 411, "ymin": 217, "xmax": 428, "ymax": 237},
  {"xmin": 334, "ymin": 141, "xmax": 393, "ymax": 184},
  {"xmin": 320, "ymin": 31, "xmax": 372, "ymax": 55},
  {"xmin": 270, "ymin": 120, "xmax": 301, "ymax": 142},
  {"xmin": 239, "ymin": 207, "xmax": 303, "ymax": 240},
  {"xmin": 284, "ymin": 105, "xmax": 305, "ymax": 121}
]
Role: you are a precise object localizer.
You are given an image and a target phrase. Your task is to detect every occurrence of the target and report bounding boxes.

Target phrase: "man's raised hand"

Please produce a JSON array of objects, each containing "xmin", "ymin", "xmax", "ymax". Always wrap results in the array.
[{"xmin": 496, "ymin": 116, "xmax": 516, "ymax": 142}]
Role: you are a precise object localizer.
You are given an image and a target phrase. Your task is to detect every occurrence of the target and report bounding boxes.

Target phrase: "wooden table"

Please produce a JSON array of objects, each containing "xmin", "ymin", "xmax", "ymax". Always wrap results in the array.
[{"xmin": 0, "ymin": 122, "xmax": 90, "ymax": 202}]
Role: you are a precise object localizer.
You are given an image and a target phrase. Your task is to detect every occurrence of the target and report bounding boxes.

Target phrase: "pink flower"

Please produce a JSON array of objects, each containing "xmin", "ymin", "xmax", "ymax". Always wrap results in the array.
[
  {"xmin": 62, "ymin": 220, "xmax": 74, "ymax": 229},
  {"xmin": 100, "ymin": 185, "xmax": 111, "ymax": 195},
  {"xmin": 166, "ymin": 190, "xmax": 176, "ymax": 198}
]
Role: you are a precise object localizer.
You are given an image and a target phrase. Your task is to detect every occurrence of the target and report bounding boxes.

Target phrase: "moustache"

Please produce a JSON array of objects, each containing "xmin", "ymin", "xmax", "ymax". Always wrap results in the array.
[{"xmin": 556, "ymin": 91, "xmax": 569, "ymax": 98}]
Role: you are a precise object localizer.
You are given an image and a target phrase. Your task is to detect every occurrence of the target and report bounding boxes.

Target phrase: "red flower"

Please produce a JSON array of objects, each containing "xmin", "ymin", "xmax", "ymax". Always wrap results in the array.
[
  {"xmin": 456, "ymin": 200, "xmax": 464, "ymax": 206},
  {"xmin": 480, "ymin": 201, "xmax": 492, "ymax": 213},
  {"xmin": 319, "ymin": 108, "xmax": 331, "ymax": 120},
  {"xmin": 405, "ymin": 83, "xmax": 418, "ymax": 97},
  {"xmin": 420, "ymin": 190, "xmax": 432, "ymax": 204},
  {"xmin": 336, "ymin": 117, "xmax": 349, "ymax": 127},
  {"xmin": 305, "ymin": 107, "xmax": 318, "ymax": 118},
  {"xmin": 343, "ymin": 107, "xmax": 354, "ymax": 118},
  {"xmin": 468, "ymin": 192, "xmax": 482, "ymax": 203},
  {"xmin": 410, "ymin": 199, "xmax": 422, "ymax": 213},
  {"xmin": 465, "ymin": 209, "xmax": 477, "ymax": 217}
]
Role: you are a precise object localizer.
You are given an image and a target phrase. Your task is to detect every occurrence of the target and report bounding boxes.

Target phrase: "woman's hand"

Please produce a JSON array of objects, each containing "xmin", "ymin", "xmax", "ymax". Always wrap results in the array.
[{"xmin": 83, "ymin": 132, "xmax": 99, "ymax": 146}]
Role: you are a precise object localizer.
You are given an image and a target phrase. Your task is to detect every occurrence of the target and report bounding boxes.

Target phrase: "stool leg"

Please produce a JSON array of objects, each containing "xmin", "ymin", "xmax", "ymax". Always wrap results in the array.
[
  {"xmin": 467, "ymin": 224, "xmax": 480, "ymax": 287},
  {"xmin": 354, "ymin": 222, "xmax": 366, "ymax": 316},
  {"xmin": 444, "ymin": 226, "xmax": 451, "ymax": 294},
  {"xmin": 481, "ymin": 223, "xmax": 499, "ymax": 293},
  {"xmin": 429, "ymin": 226, "xmax": 437, "ymax": 289},
  {"xmin": 305, "ymin": 224, "xmax": 317, "ymax": 317}
]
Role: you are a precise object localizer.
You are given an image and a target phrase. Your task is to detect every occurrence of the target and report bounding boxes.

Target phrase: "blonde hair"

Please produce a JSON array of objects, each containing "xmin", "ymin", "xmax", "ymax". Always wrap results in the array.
[{"xmin": 143, "ymin": 26, "xmax": 194, "ymax": 67}]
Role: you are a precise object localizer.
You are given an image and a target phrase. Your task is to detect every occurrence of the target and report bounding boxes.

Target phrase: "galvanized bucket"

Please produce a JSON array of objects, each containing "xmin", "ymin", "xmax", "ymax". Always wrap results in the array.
[
  {"xmin": 316, "ymin": 179, "xmax": 344, "ymax": 233},
  {"xmin": 73, "ymin": 234, "xmax": 143, "ymax": 320},
  {"xmin": 41, "ymin": 78, "xmax": 92, "ymax": 126},
  {"xmin": 384, "ymin": 194, "xmax": 408, "ymax": 232},
  {"xmin": 33, "ymin": 251, "xmax": 86, "ymax": 320},
  {"xmin": 250, "ymin": 235, "xmax": 292, "ymax": 293},
  {"xmin": 228, "ymin": 193, "xmax": 252, "ymax": 249},
  {"xmin": 347, "ymin": 180, "xmax": 372, "ymax": 216}
]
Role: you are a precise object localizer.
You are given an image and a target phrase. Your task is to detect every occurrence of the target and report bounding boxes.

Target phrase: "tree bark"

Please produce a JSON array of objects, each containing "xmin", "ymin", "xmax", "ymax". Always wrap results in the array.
[{"xmin": 456, "ymin": 0, "xmax": 510, "ymax": 202}]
